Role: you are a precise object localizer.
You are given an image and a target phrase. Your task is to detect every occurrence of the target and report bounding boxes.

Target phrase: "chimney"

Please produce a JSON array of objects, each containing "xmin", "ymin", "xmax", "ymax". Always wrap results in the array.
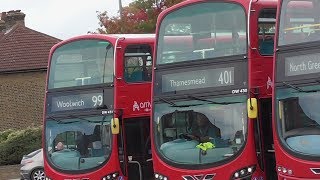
[{"xmin": 0, "ymin": 10, "xmax": 26, "ymax": 31}]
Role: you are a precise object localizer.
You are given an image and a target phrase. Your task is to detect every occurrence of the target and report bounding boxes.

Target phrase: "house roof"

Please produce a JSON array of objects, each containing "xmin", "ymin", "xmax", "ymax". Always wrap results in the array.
[{"xmin": 0, "ymin": 24, "xmax": 61, "ymax": 73}]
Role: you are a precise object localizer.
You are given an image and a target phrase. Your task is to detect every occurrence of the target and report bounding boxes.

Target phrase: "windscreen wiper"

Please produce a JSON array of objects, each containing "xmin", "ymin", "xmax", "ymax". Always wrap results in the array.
[
  {"xmin": 157, "ymin": 97, "xmax": 202, "ymax": 108},
  {"xmin": 47, "ymin": 115, "xmax": 79, "ymax": 124},
  {"xmin": 186, "ymin": 95, "xmax": 243, "ymax": 105},
  {"xmin": 282, "ymin": 82, "xmax": 320, "ymax": 93},
  {"xmin": 67, "ymin": 115, "xmax": 96, "ymax": 123},
  {"xmin": 47, "ymin": 115, "xmax": 62, "ymax": 123},
  {"xmin": 282, "ymin": 82, "xmax": 304, "ymax": 92}
]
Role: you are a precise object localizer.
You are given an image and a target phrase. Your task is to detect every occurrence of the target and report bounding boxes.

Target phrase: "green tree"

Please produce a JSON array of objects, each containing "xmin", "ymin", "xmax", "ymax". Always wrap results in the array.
[
  {"xmin": 95, "ymin": 0, "xmax": 184, "ymax": 34},
  {"xmin": 0, "ymin": 127, "xmax": 42, "ymax": 165}
]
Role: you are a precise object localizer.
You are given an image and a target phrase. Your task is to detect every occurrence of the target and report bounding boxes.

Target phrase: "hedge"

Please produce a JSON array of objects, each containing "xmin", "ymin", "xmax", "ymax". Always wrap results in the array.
[{"xmin": 0, "ymin": 127, "xmax": 42, "ymax": 165}]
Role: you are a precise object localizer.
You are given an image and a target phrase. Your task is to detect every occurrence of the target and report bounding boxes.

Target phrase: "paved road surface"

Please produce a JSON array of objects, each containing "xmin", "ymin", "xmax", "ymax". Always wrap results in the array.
[{"xmin": 0, "ymin": 164, "xmax": 20, "ymax": 180}]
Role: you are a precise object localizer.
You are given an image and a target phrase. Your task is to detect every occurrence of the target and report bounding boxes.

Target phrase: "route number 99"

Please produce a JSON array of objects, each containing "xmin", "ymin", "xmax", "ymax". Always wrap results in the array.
[{"xmin": 92, "ymin": 95, "xmax": 103, "ymax": 106}]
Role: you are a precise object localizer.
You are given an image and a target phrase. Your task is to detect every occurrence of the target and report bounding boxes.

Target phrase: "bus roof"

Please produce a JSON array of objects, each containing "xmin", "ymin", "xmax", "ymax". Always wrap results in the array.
[
  {"xmin": 108, "ymin": 34, "xmax": 155, "ymax": 39},
  {"xmin": 51, "ymin": 34, "xmax": 155, "ymax": 52},
  {"xmin": 156, "ymin": 0, "xmax": 277, "ymax": 23}
]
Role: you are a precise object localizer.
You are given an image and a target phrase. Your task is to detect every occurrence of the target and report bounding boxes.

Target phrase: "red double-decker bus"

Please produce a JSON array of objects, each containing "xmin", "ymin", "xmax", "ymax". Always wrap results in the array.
[
  {"xmin": 43, "ymin": 34, "xmax": 155, "ymax": 180},
  {"xmin": 151, "ymin": 0, "xmax": 277, "ymax": 179},
  {"xmin": 273, "ymin": 0, "xmax": 320, "ymax": 179}
]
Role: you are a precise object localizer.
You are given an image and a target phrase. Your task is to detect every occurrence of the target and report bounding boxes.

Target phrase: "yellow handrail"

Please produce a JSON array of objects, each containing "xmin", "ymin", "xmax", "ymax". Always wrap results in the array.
[{"xmin": 285, "ymin": 23, "xmax": 320, "ymax": 31}]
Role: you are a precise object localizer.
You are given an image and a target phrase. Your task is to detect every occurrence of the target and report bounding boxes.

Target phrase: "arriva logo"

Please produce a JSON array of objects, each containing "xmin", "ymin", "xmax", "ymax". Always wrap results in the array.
[
  {"xmin": 182, "ymin": 174, "xmax": 215, "ymax": 180},
  {"xmin": 133, "ymin": 100, "xmax": 151, "ymax": 112}
]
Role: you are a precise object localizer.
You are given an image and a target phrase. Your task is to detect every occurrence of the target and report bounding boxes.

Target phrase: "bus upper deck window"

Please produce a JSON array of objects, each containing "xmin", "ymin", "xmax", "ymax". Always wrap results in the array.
[
  {"xmin": 258, "ymin": 9, "xmax": 276, "ymax": 56},
  {"xmin": 124, "ymin": 45, "xmax": 153, "ymax": 83}
]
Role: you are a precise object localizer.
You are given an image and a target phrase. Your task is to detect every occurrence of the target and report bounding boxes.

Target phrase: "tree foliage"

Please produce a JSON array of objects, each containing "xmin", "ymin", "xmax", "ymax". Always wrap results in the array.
[
  {"xmin": 0, "ymin": 127, "xmax": 42, "ymax": 165},
  {"xmin": 95, "ymin": 0, "xmax": 184, "ymax": 34}
]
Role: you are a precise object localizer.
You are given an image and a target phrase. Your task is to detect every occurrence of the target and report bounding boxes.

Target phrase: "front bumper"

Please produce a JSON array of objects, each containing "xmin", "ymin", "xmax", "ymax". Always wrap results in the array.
[{"xmin": 20, "ymin": 170, "xmax": 30, "ymax": 180}]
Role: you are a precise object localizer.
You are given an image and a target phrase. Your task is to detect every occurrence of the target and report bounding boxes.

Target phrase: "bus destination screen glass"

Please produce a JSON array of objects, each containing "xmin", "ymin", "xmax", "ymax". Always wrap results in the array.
[
  {"xmin": 47, "ymin": 89, "xmax": 113, "ymax": 114},
  {"xmin": 161, "ymin": 67, "xmax": 234, "ymax": 93},
  {"xmin": 284, "ymin": 52, "xmax": 320, "ymax": 77},
  {"xmin": 278, "ymin": 0, "xmax": 320, "ymax": 46},
  {"xmin": 155, "ymin": 61, "xmax": 246, "ymax": 95},
  {"xmin": 49, "ymin": 92, "xmax": 103, "ymax": 112},
  {"xmin": 157, "ymin": 2, "xmax": 247, "ymax": 64},
  {"xmin": 277, "ymin": 50, "xmax": 320, "ymax": 82},
  {"xmin": 49, "ymin": 40, "xmax": 114, "ymax": 89}
]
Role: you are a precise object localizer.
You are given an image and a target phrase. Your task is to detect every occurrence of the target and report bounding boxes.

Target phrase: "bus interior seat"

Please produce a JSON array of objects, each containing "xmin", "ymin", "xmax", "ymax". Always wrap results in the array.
[
  {"xmin": 259, "ymin": 38, "xmax": 274, "ymax": 55},
  {"xmin": 91, "ymin": 141, "xmax": 104, "ymax": 157},
  {"xmin": 76, "ymin": 134, "xmax": 90, "ymax": 157},
  {"xmin": 125, "ymin": 70, "xmax": 143, "ymax": 82},
  {"xmin": 163, "ymin": 128, "xmax": 177, "ymax": 140},
  {"xmin": 91, "ymin": 125, "xmax": 101, "ymax": 141},
  {"xmin": 173, "ymin": 112, "xmax": 189, "ymax": 135},
  {"xmin": 232, "ymin": 130, "xmax": 244, "ymax": 145},
  {"xmin": 212, "ymin": 123, "xmax": 222, "ymax": 138}
]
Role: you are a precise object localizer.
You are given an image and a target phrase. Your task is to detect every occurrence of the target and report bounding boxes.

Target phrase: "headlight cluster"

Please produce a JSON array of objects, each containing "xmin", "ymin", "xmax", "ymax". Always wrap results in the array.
[
  {"xmin": 154, "ymin": 172, "xmax": 168, "ymax": 180},
  {"xmin": 277, "ymin": 166, "xmax": 293, "ymax": 175},
  {"xmin": 102, "ymin": 172, "xmax": 119, "ymax": 180},
  {"xmin": 232, "ymin": 165, "xmax": 256, "ymax": 179}
]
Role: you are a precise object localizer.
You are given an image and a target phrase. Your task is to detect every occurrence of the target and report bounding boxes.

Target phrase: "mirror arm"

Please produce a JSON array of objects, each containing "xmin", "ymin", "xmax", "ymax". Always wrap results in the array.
[
  {"xmin": 250, "ymin": 87, "xmax": 259, "ymax": 97},
  {"xmin": 249, "ymin": 87, "xmax": 259, "ymax": 110}
]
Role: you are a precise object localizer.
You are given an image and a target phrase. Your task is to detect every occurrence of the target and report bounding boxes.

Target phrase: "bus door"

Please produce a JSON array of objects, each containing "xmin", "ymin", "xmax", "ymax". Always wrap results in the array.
[
  {"xmin": 250, "ymin": 6, "xmax": 277, "ymax": 180},
  {"xmin": 259, "ymin": 98, "xmax": 277, "ymax": 180},
  {"xmin": 123, "ymin": 117, "xmax": 153, "ymax": 180}
]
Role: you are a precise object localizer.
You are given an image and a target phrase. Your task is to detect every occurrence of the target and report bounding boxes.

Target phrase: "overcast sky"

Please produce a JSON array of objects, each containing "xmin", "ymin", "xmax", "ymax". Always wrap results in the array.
[{"xmin": 1, "ymin": 0, "xmax": 133, "ymax": 40}]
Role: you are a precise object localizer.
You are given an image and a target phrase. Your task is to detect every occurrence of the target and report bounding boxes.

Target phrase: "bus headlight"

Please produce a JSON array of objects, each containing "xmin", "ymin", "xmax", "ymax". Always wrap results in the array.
[
  {"xmin": 102, "ymin": 172, "xmax": 119, "ymax": 180},
  {"xmin": 154, "ymin": 172, "xmax": 168, "ymax": 180},
  {"xmin": 277, "ymin": 166, "xmax": 293, "ymax": 176},
  {"xmin": 232, "ymin": 165, "xmax": 256, "ymax": 179}
]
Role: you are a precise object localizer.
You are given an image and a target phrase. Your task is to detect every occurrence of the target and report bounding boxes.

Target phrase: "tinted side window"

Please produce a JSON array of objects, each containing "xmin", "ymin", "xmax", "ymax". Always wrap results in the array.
[{"xmin": 124, "ymin": 45, "xmax": 152, "ymax": 83}]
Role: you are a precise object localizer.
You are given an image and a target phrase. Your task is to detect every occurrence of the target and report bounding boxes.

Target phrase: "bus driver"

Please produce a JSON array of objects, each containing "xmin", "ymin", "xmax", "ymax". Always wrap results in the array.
[{"xmin": 183, "ymin": 113, "xmax": 221, "ymax": 143}]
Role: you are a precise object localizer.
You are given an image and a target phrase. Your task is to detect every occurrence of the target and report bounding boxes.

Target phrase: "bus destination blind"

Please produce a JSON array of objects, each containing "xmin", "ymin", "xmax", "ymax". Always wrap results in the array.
[
  {"xmin": 285, "ymin": 53, "xmax": 320, "ymax": 77},
  {"xmin": 50, "ymin": 92, "xmax": 103, "ymax": 112},
  {"xmin": 161, "ymin": 67, "xmax": 235, "ymax": 93}
]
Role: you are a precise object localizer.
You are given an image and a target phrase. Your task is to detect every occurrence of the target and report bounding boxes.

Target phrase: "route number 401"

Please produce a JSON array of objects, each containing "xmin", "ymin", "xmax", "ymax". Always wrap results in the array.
[{"xmin": 218, "ymin": 71, "xmax": 233, "ymax": 85}]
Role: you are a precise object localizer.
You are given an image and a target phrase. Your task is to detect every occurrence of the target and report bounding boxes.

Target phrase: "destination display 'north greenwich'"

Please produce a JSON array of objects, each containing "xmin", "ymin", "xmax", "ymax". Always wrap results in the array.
[{"xmin": 285, "ymin": 52, "xmax": 320, "ymax": 77}]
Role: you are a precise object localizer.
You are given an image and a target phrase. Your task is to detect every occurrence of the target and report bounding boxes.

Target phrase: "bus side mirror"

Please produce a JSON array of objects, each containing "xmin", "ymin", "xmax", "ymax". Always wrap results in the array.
[
  {"xmin": 111, "ymin": 118, "xmax": 120, "ymax": 134},
  {"xmin": 247, "ymin": 98, "xmax": 258, "ymax": 119}
]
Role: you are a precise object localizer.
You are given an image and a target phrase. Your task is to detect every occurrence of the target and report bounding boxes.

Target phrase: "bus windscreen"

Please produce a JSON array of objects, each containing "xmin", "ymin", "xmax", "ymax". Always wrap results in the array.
[
  {"xmin": 48, "ymin": 40, "xmax": 114, "ymax": 89},
  {"xmin": 278, "ymin": 0, "xmax": 320, "ymax": 46},
  {"xmin": 156, "ymin": 2, "xmax": 247, "ymax": 64}
]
